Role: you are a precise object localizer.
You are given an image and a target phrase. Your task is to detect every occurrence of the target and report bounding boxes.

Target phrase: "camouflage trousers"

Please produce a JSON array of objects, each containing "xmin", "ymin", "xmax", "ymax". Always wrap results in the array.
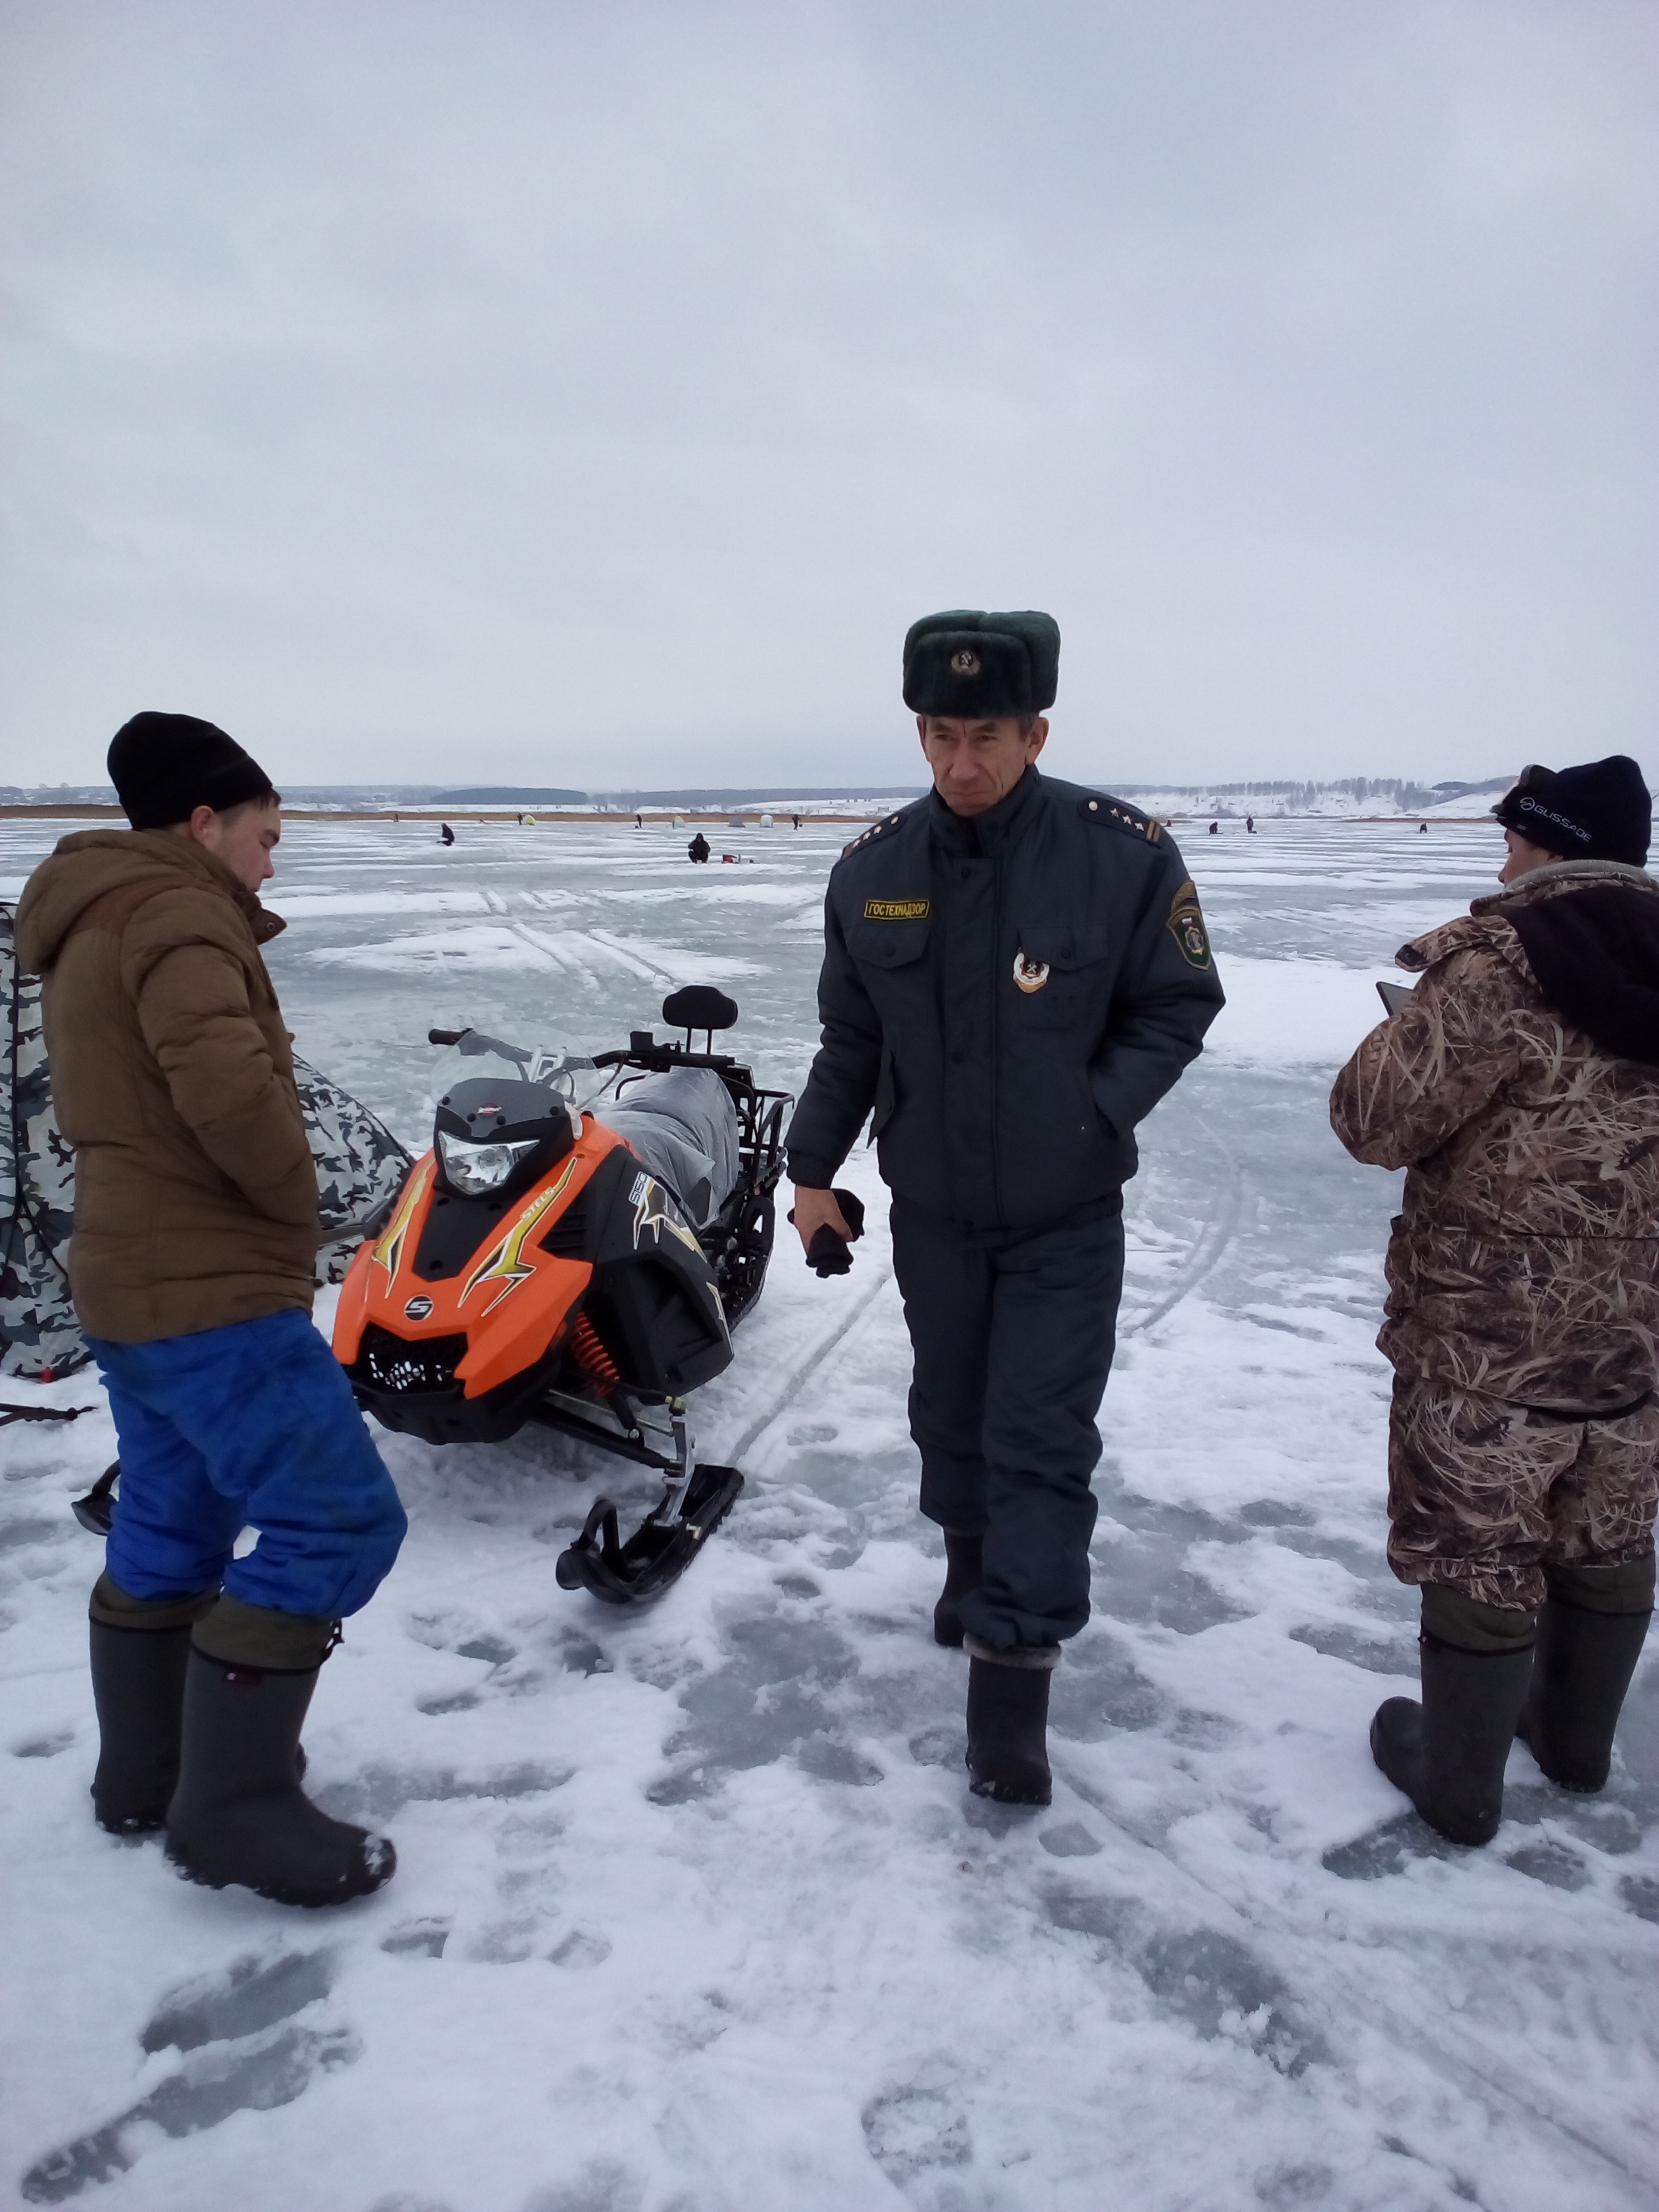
[{"xmin": 1387, "ymin": 1374, "xmax": 1659, "ymax": 1613}]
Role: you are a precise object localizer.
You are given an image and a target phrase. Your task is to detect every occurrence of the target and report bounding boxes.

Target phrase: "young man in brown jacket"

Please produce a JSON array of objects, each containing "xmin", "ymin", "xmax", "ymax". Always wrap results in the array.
[
  {"xmin": 1331, "ymin": 756, "xmax": 1658, "ymax": 1845},
  {"xmin": 15, "ymin": 712, "xmax": 407, "ymax": 1905}
]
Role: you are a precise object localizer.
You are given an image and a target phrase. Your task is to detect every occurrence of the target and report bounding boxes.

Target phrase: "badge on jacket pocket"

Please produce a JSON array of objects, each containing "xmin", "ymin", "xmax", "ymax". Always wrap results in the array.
[
  {"xmin": 1012, "ymin": 949, "xmax": 1051, "ymax": 993},
  {"xmin": 1166, "ymin": 878, "xmax": 1212, "ymax": 969}
]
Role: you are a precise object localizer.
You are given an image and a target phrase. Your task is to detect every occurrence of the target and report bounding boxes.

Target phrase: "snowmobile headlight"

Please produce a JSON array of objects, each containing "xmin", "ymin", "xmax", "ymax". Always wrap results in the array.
[{"xmin": 438, "ymin": 1130, "xmax": 541, "ymax": 1196}]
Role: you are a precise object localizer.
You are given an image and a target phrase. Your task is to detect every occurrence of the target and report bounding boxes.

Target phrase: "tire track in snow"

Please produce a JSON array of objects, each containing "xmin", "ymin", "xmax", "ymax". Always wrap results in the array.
[
  {"xmin": 1048, "ymin": 1746, "xmax": 1655, "ymax": 2200},
  {"xmin": 719, "ymin": 1113, "xmax": 1241, "ymax": 1469},
  {"xmin": 1119, "ymin": 1116, "xmax": 1244, "ymax": 1339},
  {"xmin": 716, "ymin": 1263, "xmax": 898, "ymax": 1470}
]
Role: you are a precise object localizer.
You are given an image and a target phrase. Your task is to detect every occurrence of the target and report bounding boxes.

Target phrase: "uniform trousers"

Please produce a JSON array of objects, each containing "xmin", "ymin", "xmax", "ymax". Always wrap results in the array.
[
  {"xmin": 890, "ymin": 1195, "xmax": 1124, "ymax": 1649},
  {"xmin": 1387, "ymin": 1372, "xmax": 1659, "ymax": 1616},
  {"xmin": 90, "ymin": 1309, "xmax": 407, "ymax": 1619}
]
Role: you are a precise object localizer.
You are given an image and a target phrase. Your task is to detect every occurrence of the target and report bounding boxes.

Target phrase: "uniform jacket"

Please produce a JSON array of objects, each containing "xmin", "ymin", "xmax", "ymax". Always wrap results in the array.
[
  {"xmin": 1330, "ymin": 861, "xmax": 1659, "ymax": 1412},
  {"xmin": 13, "ymin": 830, "xmax": 319, "ymax": 1342},
  {"xmin": 785, "ymin": 769, "xmax": 1224, "ymax": 1230}
]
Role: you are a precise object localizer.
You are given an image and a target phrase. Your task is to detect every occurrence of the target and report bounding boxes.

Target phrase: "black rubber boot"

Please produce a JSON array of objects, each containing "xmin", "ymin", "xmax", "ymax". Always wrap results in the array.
[
  {"xmin": 964, "ymin": 1639, "xmax": 1058, "ymax": 1805},
  {"xmin": 1517, "ymin": 1600, "xmax": 1653, "ymax": 1792},
  {"xmin": 89, "ymin": 1621, "xmax": 194, "ymax": 1834},
  {"xmin": 166, "ymin": 1652, "xmax": 394, "ymax": 1907},
  {"xmin": 933, "ymin": 1528, "xmax": 984, "ymax": 1648},
  {"xmin": 1370, "ymin": 1635, "xmax": 1535, "ymax": 1846}
]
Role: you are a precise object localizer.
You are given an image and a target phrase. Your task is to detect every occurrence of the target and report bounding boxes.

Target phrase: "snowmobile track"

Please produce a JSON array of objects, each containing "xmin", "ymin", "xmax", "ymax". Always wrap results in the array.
[
  {"xmin": 1119, "ymin": 1116, "xmax": 1243, "ymax": 1340},
  {"xmin": 720, "ymin": 1262, "xmax": 898, "ymax": 1470},
  {"xmin": 1048, "ymin": 1750, "xmax": 1656, "ymax": 2198}
]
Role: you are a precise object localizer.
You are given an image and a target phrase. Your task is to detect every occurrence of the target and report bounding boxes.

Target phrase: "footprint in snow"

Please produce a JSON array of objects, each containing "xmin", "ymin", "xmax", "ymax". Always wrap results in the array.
[
  {"xmin": 1321, "ymin": 1812, "xmax": 1456, "ymax": 1881},
  {"xmin": 12, "ymin": 1725, "xmax": 76, "ymax": 1758},
  {"xmin": 382, "ymin": 1918, "xmax": 451, "ymax": 1959},
  {"xmin": 314, "ymin": 1758, "xmax": 571, "ymax": 1823},
  {"xmin": 548, "ymin": 1929, "xmax": 611, "ymax": 1970},
  {"xmin": 142, "ymin": 1947, "xmax": 338, "ymax": 2051},
  {"xmin": 861, "ymin": 2082, "xmax": 973, "ymax": 2182},
  {"xmin": 521, "ymin": 2159, "xmax": 645, "ymax": 2212},
  {"xmin": 1043, "ymin": 1892, "xmax": 1327, "ymax": 2076},
  {"xmin": 21, "ymin": 1949, "xmax": 353, "ymax": 2205}
]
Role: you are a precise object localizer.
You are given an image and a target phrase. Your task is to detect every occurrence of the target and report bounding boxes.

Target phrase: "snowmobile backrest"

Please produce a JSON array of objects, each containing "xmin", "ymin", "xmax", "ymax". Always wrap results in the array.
[{"xmin": 662, "ymin": 987, "xmax": 738, "ymax": 1041}]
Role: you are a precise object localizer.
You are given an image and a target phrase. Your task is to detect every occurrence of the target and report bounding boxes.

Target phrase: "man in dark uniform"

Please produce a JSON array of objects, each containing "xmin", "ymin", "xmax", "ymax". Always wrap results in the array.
[{"xmin": 786, "ymin": 609, "xmax": 1224, "ymax": 1803}]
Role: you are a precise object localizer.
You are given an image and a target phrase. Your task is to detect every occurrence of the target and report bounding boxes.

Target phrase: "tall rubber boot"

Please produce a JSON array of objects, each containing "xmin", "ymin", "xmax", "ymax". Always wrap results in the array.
[
  {"xmin": 964, "ymin": 1637, "xmax": 1059, "ymax": 1805},
  {"xmin": 166, "ymin": 1652, "xmax": 395, "ymax": 1907},
  {"xmin": 1518, "ymin": 1600, "xmax": 1653, "ymax": 1792},
  {"xmin": 1370, "ymin": 1635, "xmax": 1534, "ymax": 1846},
  {"xmin": 933, "ymin": 1528, "xmax": 984, "ymax": 1648},
  {"xmin": 89, "ymin": 1621, "xmax": 194, "ymax": 1834}
]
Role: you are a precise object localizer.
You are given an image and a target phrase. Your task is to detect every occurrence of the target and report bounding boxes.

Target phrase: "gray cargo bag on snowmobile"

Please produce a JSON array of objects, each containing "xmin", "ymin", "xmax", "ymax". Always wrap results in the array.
[
  {"xmin": 1, "ymin": 900, "xmax": 413, "ymax": 1380},
  {"xmin": 597, "ymin": 1065, "xmax": 740, "ymax": 1229}
]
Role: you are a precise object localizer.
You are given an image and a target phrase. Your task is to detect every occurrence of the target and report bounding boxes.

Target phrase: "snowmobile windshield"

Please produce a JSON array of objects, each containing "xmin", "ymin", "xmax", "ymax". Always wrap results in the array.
[{"xmin": 428, "ymin": 1030, "xmax": 613, "ymax": 1116}]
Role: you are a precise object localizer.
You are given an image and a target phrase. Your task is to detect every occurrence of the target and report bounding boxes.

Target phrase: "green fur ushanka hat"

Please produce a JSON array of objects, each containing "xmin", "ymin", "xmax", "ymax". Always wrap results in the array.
[{"xmin": 902, "ymin": 609, "xmax": 1060, "ymax": 718}]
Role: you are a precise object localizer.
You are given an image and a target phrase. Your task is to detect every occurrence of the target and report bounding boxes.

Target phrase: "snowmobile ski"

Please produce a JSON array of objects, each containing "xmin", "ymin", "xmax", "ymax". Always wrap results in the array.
[{"xmin": 555, "ymin": 1460, "xmax": 745, "ymax": 1604}]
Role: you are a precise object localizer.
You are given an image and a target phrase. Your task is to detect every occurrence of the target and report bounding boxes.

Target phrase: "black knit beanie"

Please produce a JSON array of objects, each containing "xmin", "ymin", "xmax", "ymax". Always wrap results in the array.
[
  {"xmin": 1493, "ymin": 755, "xmax": 1651, "ymax": 868},
  {"xmin": 107, "ymin": 711, "xmax": 275, "ymax": 830}
]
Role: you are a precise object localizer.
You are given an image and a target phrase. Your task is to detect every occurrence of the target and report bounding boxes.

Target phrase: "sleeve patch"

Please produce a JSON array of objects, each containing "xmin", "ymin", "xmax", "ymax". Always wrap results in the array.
[{"xmin": 1166, "ymin": 878, "xmax": 1211, "ymax": 969}]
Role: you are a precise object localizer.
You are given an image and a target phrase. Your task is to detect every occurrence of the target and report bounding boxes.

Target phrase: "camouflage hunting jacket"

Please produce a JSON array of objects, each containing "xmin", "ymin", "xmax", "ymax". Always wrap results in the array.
[
  {"xmin": 1330, "ymin": 861, "xmax": 1659, "ymax": 1413},
  {"xmin": 14, "ymin": 831, "xmax": 319, "ymax": 1343}
]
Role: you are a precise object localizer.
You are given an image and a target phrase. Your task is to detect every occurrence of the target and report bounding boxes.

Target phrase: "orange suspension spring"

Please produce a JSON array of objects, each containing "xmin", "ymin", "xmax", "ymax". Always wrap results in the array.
[{"xmin": 570, "ymin": 1311, "xmax": 619, "ymax": 1382}]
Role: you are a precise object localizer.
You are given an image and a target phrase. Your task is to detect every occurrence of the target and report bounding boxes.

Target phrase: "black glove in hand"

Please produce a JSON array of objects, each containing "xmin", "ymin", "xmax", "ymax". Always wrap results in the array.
[{"xmin": 789, "ymin": 1188, "xmax": 866, "ymax": 1277}]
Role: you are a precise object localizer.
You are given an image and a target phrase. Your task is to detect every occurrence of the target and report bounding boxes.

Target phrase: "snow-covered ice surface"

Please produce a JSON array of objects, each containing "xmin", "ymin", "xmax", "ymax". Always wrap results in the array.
[{"xmin": 3, "ymin": 812, "xmax": 1656, "ymax": 2212}]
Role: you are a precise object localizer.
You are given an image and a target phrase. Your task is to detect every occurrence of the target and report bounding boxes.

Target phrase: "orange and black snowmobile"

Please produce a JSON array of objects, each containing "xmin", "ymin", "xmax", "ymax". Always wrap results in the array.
[{"xmin": 332, "ymin": 987, "xmax": 790, "ymax": 1603}]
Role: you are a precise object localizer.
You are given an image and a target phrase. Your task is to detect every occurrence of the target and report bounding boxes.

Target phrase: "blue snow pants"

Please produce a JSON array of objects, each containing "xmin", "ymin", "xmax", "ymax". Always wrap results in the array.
[{"xmin": 89, "ymin": 1309, "xmax": 407, "ymax": 1619}]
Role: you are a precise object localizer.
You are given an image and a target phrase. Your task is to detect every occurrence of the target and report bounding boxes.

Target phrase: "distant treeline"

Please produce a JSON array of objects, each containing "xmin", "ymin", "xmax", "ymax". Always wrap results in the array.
[{"xmin": 1113, "ymin": 776, "xmax": 1513, "ymax": 812}]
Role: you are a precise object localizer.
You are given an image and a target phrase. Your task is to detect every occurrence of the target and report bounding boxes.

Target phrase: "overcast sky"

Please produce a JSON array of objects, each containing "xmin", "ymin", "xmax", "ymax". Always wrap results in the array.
[{"xmin": 2, "ymin": 1, "xmax": 1654, "ymax": 791}]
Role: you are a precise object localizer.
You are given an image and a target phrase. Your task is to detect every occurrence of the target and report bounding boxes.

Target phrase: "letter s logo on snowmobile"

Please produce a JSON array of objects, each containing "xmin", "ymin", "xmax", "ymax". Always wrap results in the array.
[
  {"xmin": 458, "ymin": 1158, "xmax": 580, "ymax": 1316},
  {"xmin": 372, "ymin": 1159, "xmax": 433, "ymax": 1285}
]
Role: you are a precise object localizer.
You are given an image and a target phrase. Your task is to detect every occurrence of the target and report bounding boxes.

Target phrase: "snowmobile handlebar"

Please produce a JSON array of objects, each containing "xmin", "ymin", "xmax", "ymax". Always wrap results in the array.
[
  {"xmin": 428, "ymin": 1028, "xmax": 465, "ymax": 1046},
  {"xmin": 591, "ymin": 1043, "xmax": 737, "ymax": 1074}
]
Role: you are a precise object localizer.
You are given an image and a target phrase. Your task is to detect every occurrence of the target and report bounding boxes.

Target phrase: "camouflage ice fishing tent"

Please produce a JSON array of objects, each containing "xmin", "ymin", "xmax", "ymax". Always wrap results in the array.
[
  {"xmin": 300, "ymin": 1059, "xmax": 415, "ymax": 1283},
  {"xmin": 1, "ymin": 903, "xmax": 81, "ymax": 1379},
  {"xmin": 0, "ymin": 901, "xmax": 413, "ymax": 1379}
]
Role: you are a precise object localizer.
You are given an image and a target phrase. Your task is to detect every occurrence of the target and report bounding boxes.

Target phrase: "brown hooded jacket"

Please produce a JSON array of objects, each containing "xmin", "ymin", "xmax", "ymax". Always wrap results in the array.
[
  {"xmin": 1330, "ymin": 860, "xmax": 1659, "ymax": 1412},
  {"xmin": 13, "ymin": 829, "xmax": 318, "ymax": 1342}
]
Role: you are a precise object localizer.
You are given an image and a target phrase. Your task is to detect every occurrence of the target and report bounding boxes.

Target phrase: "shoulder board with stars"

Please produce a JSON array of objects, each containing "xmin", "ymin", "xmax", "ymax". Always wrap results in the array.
[
  {"xmin": 1080, "ymin": 793, "xmax": 1162, "ymax": 844},
  {"xmin": 841, "ymin": 809, "xmax": 908, "ymax": 859}
]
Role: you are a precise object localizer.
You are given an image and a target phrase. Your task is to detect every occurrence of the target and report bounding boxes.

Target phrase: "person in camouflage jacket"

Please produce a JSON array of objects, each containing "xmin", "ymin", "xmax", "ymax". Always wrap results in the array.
[{"xmin": 1331, "ymin": 755, "xmax": 1658, "ymax": 1845}]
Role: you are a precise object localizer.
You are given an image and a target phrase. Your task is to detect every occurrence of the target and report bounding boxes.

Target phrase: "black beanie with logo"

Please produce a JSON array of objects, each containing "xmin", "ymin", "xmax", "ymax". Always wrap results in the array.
[
  {"xmin": 107, "ymin": 712, "xmax": 276, "ymax": 830},
  {"xmin": 1493, "ymin": 756, "xmax": 1651, "ymax": 868}
]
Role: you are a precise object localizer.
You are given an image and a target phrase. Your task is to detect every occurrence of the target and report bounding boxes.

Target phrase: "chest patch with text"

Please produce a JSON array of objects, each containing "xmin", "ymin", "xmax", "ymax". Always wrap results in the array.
[{"xmin": 863, "ymin": 898, "xmax": 930, "ymax": 921}]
